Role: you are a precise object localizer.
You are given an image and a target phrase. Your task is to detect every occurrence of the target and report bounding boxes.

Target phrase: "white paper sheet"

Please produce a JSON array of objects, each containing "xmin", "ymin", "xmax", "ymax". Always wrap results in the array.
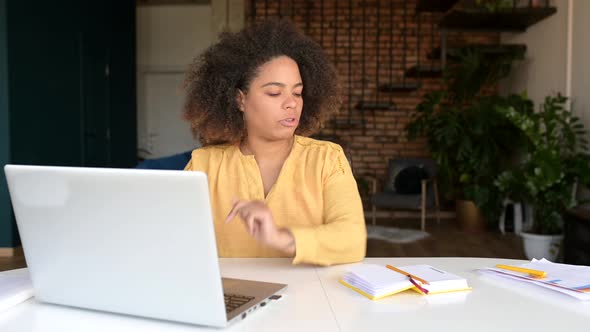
[
  {"xmin": 479, "ymin": 258, "xmax": 590, "ymax": 301},
  {"xmin": 0, "ymin": 272, "xmax": 34, "ymax": 312}
]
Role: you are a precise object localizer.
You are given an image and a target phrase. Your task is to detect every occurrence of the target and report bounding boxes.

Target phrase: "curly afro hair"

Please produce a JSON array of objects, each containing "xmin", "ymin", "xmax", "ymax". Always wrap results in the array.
[{"xmin": 183, "ymin": 19, "xmax": 341, "ymax": 146}]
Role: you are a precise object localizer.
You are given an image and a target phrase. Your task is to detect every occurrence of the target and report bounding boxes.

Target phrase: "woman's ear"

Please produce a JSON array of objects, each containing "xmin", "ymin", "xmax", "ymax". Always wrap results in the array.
[{"xmin": 236, "ymin": 89, "xmax": 246, "ymax": 113}]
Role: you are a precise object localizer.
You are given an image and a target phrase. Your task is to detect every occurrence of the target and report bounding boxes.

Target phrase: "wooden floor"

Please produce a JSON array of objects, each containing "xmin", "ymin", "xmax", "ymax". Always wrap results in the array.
[
  {"xmin": 0, "ymin": 218, "xmax": 525, "ymax": 272},
  {"xmin": 0, "ymin": 255, "xmax": 26, "ymax": 272},
  {"xmin": 366, "ymin": 218, "xmax": 526, "ymax": 259}
]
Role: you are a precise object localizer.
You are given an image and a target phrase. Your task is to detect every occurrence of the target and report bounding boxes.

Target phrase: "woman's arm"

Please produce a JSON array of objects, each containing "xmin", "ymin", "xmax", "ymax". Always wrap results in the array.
[{"xmin": 287, "ymin": 148, "xmax": 367, "ymax": 266}]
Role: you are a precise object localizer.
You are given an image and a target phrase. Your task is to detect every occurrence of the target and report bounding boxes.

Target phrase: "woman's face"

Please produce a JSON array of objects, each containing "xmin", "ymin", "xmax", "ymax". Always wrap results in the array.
[{"xmin": 238, "ymin": 56, "xmax": 303, "ymax": 142}]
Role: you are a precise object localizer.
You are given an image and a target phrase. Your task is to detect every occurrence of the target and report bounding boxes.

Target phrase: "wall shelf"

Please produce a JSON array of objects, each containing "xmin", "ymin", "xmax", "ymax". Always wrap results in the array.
[
  {"xmin": 379, "ymin": 82, "xmax": 422, "ymax": 93},
  {"xmin": 355, "ymin": 101, "xmax": 396, "ymax": 111},
  {"xmin": 428, "ymin": 44, "xmax": 527, "ymax": 60},
  {"xmin": 331, "ymin": 119, "xmax": 365, "ymax": 129},
  {"xmin": 404, "ymin": 65, "xmax": 443, "ymax": 78},
  {"xmin": 416, "ymin": 0, "xmax": 459, "ymax": 13},
  {"xmin": 439, "ymin": 7, "xmax": 558, "ymax": 32}
]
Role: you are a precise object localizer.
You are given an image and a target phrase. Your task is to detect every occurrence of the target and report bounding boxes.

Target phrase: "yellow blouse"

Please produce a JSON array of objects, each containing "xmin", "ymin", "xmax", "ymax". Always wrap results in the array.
[{"xmin": 184, "ymin": 135, "xmax": 366, "ymax": 266}]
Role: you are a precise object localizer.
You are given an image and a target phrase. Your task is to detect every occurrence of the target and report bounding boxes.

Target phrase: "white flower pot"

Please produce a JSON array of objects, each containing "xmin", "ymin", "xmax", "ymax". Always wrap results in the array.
[{"xmin": 520, "ymin": 232, "xmax": 563, "ymax": 261}]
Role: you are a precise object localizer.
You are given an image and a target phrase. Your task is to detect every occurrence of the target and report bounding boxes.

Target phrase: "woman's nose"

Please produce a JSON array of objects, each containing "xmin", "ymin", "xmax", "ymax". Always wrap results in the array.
[{"xmin": 284, "ymin": 95, "xmax": 297, "ymax": 109}]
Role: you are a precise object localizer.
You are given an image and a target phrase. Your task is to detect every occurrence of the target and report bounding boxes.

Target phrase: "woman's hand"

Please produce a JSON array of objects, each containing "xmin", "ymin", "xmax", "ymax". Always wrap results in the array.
[{"xmin": 225, "ymin": 200, "xmax": 295, "ymax": 256}]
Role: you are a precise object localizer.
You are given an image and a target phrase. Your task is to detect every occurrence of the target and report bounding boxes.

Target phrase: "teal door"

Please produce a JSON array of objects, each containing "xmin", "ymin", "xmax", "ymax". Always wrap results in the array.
[
  {"xmin": 7, "ymin": 0, "xmax": 136, "ymax": 168},
  {"xmin": 1, "ymin": 0, "xmax": 136, "ymax": 248}
]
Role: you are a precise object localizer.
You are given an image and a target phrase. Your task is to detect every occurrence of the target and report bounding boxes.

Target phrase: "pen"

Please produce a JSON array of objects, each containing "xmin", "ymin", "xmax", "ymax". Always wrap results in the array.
[
  {"xmin": 408, "ymin": 277, "xmax": 429, "ymax": 294},
  {"xmin": 495, "ymin": 264, "xmax": 547, "ymax": 278},
  {"xmin": 386, "ymin": 265, "xmax": 430, "ymax": 285}
]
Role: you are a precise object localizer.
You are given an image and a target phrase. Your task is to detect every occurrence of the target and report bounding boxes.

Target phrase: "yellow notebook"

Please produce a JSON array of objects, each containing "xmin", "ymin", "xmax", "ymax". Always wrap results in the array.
[
  {"xmin": 401, "ymin": 265, "xmax": 472, "ymax": 295},
  {"xmin": 340, "ymin": 264, "xmax": 414, "ymax": 300},
  {"xmin": 340, "ymin": 264, "xmax": 471, "ymax": 300}
]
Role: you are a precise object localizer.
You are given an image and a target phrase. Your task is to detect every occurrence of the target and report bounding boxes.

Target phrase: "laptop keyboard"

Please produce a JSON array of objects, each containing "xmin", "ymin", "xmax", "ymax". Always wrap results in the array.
[{"xmin": 224, "ymin": 293, "xmax": 255, "ymax": 314}]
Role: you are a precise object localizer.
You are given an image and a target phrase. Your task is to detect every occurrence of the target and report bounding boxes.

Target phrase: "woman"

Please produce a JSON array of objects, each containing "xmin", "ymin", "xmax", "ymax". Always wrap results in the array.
[{"xmin": 183, "ymin": 20, "xmax": 366, "ymax": 266}]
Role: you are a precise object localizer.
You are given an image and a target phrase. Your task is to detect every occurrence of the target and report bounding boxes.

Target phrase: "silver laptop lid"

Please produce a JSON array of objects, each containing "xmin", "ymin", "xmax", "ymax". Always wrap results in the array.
[{"xmin": 4, "ymin": 165, "xmax": 228, "ymax": 327}]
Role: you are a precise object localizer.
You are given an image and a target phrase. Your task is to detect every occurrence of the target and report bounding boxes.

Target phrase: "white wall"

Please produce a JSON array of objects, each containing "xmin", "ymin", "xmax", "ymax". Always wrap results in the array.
[
  {"xmin": 499, "ymin": 0, "xmax": 569, "ymax": 108},
  {"xmin": 137, "ymin": 6, "xmax": 213, "ymax": 67},
  {"xmin": 501, "ymin": 0, "xmax": 590, "ymax": 203},
  {"xmin": 500, "ymin": 0, "xmax": 589, "ymax": 128},
  {"xmin": 136, "ymin": 4, "xmax": 212, "ymax": 159},
  {"xmin": 571, "ymin": 0, "xmax": 590, "ymax": 204},
  {"xmin": 136, "ymin": 1, "xmax": 245, "ymax": 159},
  {"xmin": 571, "ymin": 0, "xmax": 590, "ymax": 134}
]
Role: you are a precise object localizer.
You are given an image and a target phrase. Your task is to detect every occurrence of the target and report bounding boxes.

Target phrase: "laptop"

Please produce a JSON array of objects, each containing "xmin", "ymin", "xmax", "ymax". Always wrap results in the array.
[{"xmin": 4, "ymin": 164, "xmax": 287, "ymax": 328}]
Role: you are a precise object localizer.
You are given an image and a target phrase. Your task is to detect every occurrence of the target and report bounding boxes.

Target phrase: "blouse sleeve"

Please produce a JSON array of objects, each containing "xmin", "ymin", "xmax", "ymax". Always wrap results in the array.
[{"xmin": 287, "ymin": 147, "xmax": 367, "ymax": 266}]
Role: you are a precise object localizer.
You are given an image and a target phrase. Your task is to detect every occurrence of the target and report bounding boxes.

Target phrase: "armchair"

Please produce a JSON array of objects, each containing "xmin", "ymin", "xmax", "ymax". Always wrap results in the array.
[{"xmin": 368, "ymin": 158, "xmax": 440, "ymax": 231}]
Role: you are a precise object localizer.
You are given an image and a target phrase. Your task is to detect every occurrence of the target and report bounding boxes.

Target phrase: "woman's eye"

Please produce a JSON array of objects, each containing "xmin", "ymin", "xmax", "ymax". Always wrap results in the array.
[
  {"xmin": 267, "ymin": 93, "xmax": 280, "ymax": 97},
  {"xmin": 293, "ymin": 93, "xmax": 302, "ymax": 97}
]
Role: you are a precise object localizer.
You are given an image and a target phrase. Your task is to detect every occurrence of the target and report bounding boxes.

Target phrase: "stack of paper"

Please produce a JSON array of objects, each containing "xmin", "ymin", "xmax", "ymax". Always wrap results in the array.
[
  {"xmin": 0, "ymin": 272, "xmax": 34, "ymax": 312},
  {"xmin": 340, "ymin": 264, "xmax": 471, "ymax": 300},
  {"xmin": 479, "ymin": 258, "xmax": 590, "ymax": 301},
  {"xmin": 341, "ymin": 264, "xmax": 414, "ymax": 300},
  {"xmin": 400, "ymin": 265, "xmax": 471, "ymax": 295}
]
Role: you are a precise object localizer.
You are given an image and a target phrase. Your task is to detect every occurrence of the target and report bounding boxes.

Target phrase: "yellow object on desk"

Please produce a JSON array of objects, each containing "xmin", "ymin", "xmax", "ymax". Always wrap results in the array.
[
  {"xmin": 341, "ymin": 264, "xmax": 472, "ymax": 300},
  {"xmin": 495, "ymin": 264, "xmax": 547, "ymax": 278}
]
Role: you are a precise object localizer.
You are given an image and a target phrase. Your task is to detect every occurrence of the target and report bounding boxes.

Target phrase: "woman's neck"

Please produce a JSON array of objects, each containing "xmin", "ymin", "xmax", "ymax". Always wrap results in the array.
[{"xmin": 241, "ymin": 135, "xmax": 295, "ymax": 161}]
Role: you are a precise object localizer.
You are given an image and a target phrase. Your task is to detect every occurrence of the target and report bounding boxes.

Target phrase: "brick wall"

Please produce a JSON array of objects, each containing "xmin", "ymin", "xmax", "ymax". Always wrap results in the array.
[{"xmin": 248, "ymin": 0, "xmax": 498, "ymax": 201}]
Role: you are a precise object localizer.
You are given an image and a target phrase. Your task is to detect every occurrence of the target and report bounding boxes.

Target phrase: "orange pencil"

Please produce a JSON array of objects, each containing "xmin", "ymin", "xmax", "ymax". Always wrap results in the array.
[
  {"xmin": 495, "ymin": 264, "xmax": 547, "ymax": 279},
  {"xmin": 386, "ymin": 265, "xmax": 429, "ymax": 285}
]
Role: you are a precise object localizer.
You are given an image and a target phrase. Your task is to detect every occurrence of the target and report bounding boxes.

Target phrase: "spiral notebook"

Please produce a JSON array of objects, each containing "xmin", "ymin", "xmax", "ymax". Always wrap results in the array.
[{"xmin": 340, "ymin": 264, "xmax": 471, "ymax": 300}]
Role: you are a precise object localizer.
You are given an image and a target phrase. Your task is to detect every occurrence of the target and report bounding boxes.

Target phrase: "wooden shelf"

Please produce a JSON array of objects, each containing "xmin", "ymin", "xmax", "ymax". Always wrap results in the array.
[
  {"xmin": 355, "ymin": 101, "xmax": 396, "ymax": 111},
  {"xmin": 416, "ymin": 0, "xmax": 459, "ymax": 12},
  {"xmin": 404, "ymin": 65, "xmax": 443, "ymax": 78},
  {"xmin": 428, "ymin": 44, "xmax": 527, "ymax": 60},
  {"xmin": 379, "ymin": 82, "xmax": 422, "ymax": 93},
  {"xmin": 331, "ymin": 119, "xmax": 365, "ymax": 129},
  {"xmin": 439, "ymin": 7, "xmax": 557, "ymax": 32}
]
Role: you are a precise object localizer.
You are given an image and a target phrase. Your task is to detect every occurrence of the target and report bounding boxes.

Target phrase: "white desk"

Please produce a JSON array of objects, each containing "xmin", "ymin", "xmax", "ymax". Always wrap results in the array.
[{"xmin": 0, "ymin": 257, "xmax": 588, "ymax": 332}]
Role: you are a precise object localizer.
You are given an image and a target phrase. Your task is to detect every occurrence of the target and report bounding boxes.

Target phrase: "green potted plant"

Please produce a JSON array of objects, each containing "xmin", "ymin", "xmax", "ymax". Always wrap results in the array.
[
  {"xmin": 407, "ymin": 47, "xmax": 531, "ymax": 230},
  {"xmin": 495, "ymin": 94, "xmax": 590, "ymax": 260}
]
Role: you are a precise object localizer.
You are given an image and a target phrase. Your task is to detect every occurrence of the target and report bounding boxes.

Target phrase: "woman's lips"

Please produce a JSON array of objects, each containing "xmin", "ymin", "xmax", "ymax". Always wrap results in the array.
[{"xmin": 279, "ymin": 118, "xmax": 298, "ymax": 127}]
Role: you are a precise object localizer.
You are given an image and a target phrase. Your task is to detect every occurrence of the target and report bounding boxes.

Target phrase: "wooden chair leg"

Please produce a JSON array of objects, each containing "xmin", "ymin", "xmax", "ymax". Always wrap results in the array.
[
  {"xmin": 372, "ymin": 205, "xmax": 376, "ymax": 225},
  {"xmin": 433, "ymin": 180, "xmax": 441, "ymax": 225},
  {"xmin": 421, "ymin": 180, "xmax": 427, "ymax": 232},
  {"xmin": 421, "ymin": 204, "xmax": 426, "ymax": 232}
]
